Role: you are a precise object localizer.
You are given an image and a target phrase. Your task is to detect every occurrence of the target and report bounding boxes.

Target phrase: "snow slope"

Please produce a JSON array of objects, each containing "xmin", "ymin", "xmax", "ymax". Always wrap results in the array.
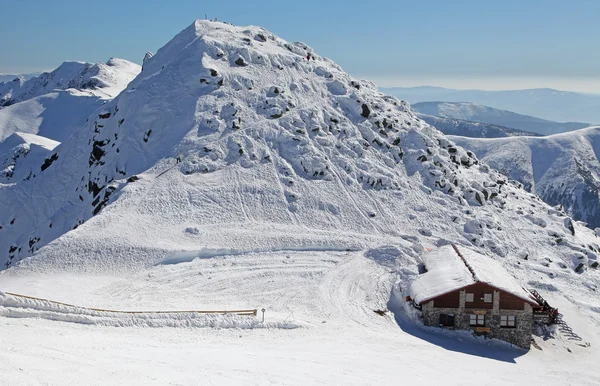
[
  {"xmin": 416, "ymin": 113, "xmax": 539, "ymax": 138},
  {"xmin": 0, "ymin": 20, "xmax": 598, "ymax": 384},
  {"xmin": 0, "ymin": 58, "xmax": 140, "ymax": 143},
  {"xmin": 451, "ymin": 126, "xmax": 600, "ymax": 229},
  {"xmin": 382, "ymin": 86, "xmax": 600, "ymax": 123},
  {"xmin": 412, "ymin": 101, "xmax": 590, "ymax": 136}
]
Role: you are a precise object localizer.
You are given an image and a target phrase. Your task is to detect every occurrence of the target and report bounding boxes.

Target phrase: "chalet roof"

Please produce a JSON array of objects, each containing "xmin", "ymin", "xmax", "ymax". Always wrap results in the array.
[{"xmin": 409, "ymin": 244, "xmax": 536, "ymax": 305}]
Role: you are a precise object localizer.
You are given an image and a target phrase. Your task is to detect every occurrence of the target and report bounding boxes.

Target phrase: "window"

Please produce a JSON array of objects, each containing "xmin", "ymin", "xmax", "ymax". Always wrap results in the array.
[
  {"xmin": 439, "ymin": 314, "xmax": 455, "ymax": 327},
  {"xmin": 469, "ymin": 314, "xmax": 485, "ymax": 326},
  {"xmin": 500, "ymin": 315, "xmax": 516, "ymax": 328},
  {"xmin": 484, "ymin": 293, "xmax": 493, "ymax": 303},
  {"xmin": 465, "ymin": 293, "xmax": 474, "ymax": 302}
]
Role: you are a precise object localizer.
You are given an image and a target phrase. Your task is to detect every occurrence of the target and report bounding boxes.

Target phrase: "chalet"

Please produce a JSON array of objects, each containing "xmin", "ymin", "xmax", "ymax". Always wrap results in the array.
[{"xmin": 408, "ymin": 244, "xmax": 540, "ymax": 349}]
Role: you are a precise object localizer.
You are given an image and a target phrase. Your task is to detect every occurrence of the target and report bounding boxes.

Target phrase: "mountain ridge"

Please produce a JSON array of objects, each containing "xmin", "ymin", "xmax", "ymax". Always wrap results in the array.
[
  {"xmin": 416, "ymin": 113, "xmax": 540, "ymax": 138},
  {"xmin": 382, "ymin": 86, "xmax": 600, "ymax": 123},
  {"xmin": 412, "ymin": 101, "xmax": 590, "ymax": 135},
  {"xmin": 0, "ymin": 58, "xmax": 140, "ymax": 143},
  {"xmin": 451, "ymin": 126, "xmax": 600, "ymax": 228}
]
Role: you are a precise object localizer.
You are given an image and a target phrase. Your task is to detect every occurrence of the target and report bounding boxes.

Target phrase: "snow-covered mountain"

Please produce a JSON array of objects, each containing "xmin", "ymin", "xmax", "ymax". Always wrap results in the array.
[
  {"xmin": 0, "ymin": 58, "xmax": 140, "ymax": 143},
  {"xmin": 0, "ymin": 72, "xmax": 41, "ymax": 83},
  {"xmin": 0, "ymin": 58, "xmax": 140, "ymax": 107},
  {"xmin": 0, "ymin": 21, "xmax": 598, "ymax": 384},
  {"xmin": 451, "ymin": 126, "xmax": 600, "ymax": 229},
  {"xmin": 382, "ymin": 86, "xmax": 600, "ymax": 123},
  {"xmin": 412, "ymin": 102, "xmax": 590, "ymax": 136},
  {"xmin": 416, "ymin": 113, "xmax": 539, "ymax": 138}
]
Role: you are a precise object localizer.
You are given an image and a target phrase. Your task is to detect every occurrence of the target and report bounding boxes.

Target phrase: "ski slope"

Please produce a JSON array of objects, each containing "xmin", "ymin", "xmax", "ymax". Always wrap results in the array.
[{"xmin": 0, "ymin": 20, "xmax": 598, "ymax": 384}]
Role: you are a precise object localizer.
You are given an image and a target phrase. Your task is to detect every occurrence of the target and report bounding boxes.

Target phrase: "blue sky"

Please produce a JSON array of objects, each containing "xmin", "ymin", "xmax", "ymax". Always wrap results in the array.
[{"xmin": 1, "ymin": 0, "xmax": 599, "ymax": 91}]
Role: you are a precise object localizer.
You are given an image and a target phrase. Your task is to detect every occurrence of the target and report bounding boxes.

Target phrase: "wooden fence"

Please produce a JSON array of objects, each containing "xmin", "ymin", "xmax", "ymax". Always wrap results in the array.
[{"xmin": 4, "ymin": 292, "xmax": 257, "ymax": 316}]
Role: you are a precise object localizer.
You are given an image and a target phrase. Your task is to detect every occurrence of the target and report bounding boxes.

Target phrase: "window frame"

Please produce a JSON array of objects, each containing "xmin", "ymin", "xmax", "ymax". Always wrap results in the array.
[
  {"xmin": 500, "ymin": 315, "xmax": 516, "ymax": 328},
  {"xmin": 439, "ymin": 314, "xmax": 455, "ymax": 327},
  {"xmin": 469, "ymin": 314, "xmax": 485, "ymax": 326},
  {"xmin": 465, "ymin": 293, "xmax": 474, "ymax": 303},
  {"xmin": 483, "ymin": 293, "xmax": 493, "ymax": 303}
]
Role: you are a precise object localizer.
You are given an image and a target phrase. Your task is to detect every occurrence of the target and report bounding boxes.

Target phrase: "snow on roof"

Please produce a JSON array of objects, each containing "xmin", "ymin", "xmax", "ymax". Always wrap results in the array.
[
  {"xmin": 409, "ymin": 245, "xmax": 535, "ymax": 305},
  {"xmin": 409, "ymin": 245, "xmax": 474, "ymax": 304},
  {"xmin": 459, "ymin": 246, "xmax": 535, "ymax": 303}
]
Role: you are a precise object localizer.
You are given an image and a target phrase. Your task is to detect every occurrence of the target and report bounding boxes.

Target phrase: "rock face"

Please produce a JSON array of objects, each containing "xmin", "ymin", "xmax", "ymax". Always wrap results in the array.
[
  {"xmin": 0, "ymin": 133, "xmax": 59, "ymax": 182},
  {"xmin": 452, "ymin": 127, "xmax": 600, "ymax": 229},
  {"xmin": 142, "ymin": 52, "xmax": 154, "ymax": 70},
  {"xmin": 0, "ymin": 19, "xmax": 598, "ymax": 305}
]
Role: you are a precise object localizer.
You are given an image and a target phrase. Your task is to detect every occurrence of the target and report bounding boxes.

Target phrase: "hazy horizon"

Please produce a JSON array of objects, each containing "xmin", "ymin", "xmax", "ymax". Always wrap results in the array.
[
  {"xmin": 3, "ymin": 65, "xmax": 599, "ymax": 96},
  {"xmin": 2, "ymin": 0, "xmax": 599, "ymax": 94}
]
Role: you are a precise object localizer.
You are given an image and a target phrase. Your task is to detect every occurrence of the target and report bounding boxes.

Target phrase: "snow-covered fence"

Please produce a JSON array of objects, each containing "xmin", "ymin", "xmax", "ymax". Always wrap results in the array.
[{"xmin": 4, "ymin": 291, "xmax": 257, "ymax": 316}]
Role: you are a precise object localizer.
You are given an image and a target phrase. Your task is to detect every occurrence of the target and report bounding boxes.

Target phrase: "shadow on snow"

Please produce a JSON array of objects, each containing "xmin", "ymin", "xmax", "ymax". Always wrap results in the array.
[{"xmin": 387, "ymin": 288, "xmax": 528, "ymax": 364}]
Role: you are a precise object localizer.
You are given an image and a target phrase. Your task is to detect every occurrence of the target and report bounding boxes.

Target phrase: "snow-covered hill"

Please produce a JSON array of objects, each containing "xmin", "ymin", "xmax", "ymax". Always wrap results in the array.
[
  {"xmin": 0, "ymin": 72, "xmax": 41, "ymax": 83},
  {"xmin": 0, "ymin": 58, "xmax": 140, "ymax": 107},
  {"xmin": 412, "ymin": 102, "xmax": 590, "ymax": 136},
  {"xmin": 0, "ymin": 58, "xmax": 140, "ymax": 142},
  {"xmin": 451, "ymin": 126, "xmax": 600, "ymax": 229},
  {"xmin": 0, "ymin": 21, "xmax": 598, "ymax": 384},
  {"xmin": 382, "ymin": 86, "xmax": 600, "ymax": 123},
  {"xmin": 417, "ymin": 113, "xmax": 539, "ymax": 138}
]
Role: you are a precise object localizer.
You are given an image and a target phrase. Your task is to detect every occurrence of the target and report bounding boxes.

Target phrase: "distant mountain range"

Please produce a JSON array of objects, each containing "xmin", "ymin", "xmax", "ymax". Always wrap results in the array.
[
  {"xmin": 0, "ymin": 72, "xmax": 41, "ymax": 83},
  {"xmin": 412, "ymin": 102, "xmax": 590, "ymax": 136},
  {"xmin": 416, "ymin": 113, "xmax": 539, "ymax": 138},
  {"xmin": 382, "ymin": 86, "xmax": 600, "ymax": 123}
]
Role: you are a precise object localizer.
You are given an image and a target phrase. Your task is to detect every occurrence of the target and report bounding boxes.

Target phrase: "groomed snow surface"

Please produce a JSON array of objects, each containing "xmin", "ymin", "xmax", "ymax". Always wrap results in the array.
[{"xmin": 1, "ymin": 249, "xmax": 599, "ymax": 385}]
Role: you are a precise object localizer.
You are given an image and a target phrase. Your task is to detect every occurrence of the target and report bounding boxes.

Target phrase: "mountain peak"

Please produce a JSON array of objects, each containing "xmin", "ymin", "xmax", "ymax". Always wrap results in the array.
[{"xmin": 0, "ymin": 23, "xmax": 598, "ymax": 310}]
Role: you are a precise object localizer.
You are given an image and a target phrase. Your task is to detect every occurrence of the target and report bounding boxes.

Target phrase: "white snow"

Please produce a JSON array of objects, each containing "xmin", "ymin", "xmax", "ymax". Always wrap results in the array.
[
  {"xmin": 0, "ymin": 132, "xmax": 60, "ymax": 182},
  {"xmin": 383, "ymin": 86, "xmax": 600, "ymax": 123},
  {"xmin": 0, "ymin": 58, "xmax": 140, "ymax": 143},
  {"xmin": 0, "ymin": 20, "xmax": 598, "ymax": 384},
  {"xmin": 459, "ymin": 246, "xmax": 536, "ymax": 302},
  {"xmin": 450, "ymin": 126, "xmax": 600, "ymax": 228},
  {"xmin": 409, "ymin": 245, "xmax": 535, "ymax": 304},
  {"xmin": 0, "ymin": 290, "xmax": 297, "ymax": 329},
  {"xmin": 409, "ymin": 245, "xmax": 474, "ymax": 304},
  {"xmin": 158, "ymin": 245, "xmax": 360, "ymax": 265}
]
